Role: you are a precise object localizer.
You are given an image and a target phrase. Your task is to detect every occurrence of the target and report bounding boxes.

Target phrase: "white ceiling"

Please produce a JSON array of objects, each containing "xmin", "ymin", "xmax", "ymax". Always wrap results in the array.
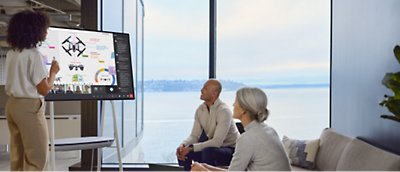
[
  {"xmin": 0, "ymin": 0, "xmax": 81, "ymax": 46},
  {"xmin": 0, "ymin": 0, "xmax": 81, "ymax": 26}
]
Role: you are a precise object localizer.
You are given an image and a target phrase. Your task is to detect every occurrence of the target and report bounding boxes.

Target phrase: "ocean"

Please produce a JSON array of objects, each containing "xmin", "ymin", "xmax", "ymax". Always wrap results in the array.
[{"xmin": 123, "ymin": 87, "xmax": 330, "ymax": 163}]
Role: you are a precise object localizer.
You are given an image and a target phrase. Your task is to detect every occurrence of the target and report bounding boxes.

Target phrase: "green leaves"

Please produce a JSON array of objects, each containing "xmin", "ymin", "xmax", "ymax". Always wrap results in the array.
[
  {"xmin": 382, "ymin": 72, "xmax": 400, "ymax": 98},
  {"xmin": 394, "ymin": 45, "xmax": 400, "ymax": 64},
  {"xmin": 381, "ymin": 45, "xmax": 400, "ymax": 120},
  {"xmin": 379, "ymin": 95, "xmax": 400, "ymax": 118}
]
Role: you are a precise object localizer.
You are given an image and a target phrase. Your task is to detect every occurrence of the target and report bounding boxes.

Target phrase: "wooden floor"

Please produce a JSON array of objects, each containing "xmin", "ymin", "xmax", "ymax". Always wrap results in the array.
[{"xmin": 0, "ymin": 150, "xmax": 80, "ymax": 171}]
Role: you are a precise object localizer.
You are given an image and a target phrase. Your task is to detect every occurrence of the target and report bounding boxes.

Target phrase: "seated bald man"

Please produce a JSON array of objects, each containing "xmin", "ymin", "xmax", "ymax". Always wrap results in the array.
[{"xmin": 175, "ymin": 79, "xmax": 240, "ymax": 171}]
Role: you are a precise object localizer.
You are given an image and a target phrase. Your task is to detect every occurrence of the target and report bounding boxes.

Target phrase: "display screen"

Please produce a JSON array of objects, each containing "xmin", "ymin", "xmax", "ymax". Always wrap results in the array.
[{"xmin": 38, "ymin": 27, "xmax": 135, "ymax": 101}]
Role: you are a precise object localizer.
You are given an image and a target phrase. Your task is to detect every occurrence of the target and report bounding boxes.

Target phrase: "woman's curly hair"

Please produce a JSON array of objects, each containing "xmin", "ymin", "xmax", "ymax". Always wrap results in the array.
[{"xmin": 7, "ymin": 10, "xmax": 50, "ymax": 51}]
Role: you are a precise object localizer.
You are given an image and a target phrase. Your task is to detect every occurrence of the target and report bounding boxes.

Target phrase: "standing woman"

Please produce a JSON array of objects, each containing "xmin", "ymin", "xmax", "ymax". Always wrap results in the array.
[
  {"xmin": 191, "ymin": 87, "xmax": 291, "ymax": 171},
  {"xmin": 5, "ymin": 10, "xmax": 59, "ymax": 171}
]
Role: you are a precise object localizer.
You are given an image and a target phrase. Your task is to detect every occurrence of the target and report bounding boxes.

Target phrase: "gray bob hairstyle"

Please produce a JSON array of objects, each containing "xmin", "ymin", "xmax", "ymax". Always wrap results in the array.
[{"xmin": 236, "ymin": 87, "xmax": 269, "ymax": 122}]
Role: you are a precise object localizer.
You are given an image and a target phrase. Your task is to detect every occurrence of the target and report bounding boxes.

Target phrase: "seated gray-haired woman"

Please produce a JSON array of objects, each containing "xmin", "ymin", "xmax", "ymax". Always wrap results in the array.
[{"xmin": 191, "ymin": 87, "xmax": 291, "ymax": 171}]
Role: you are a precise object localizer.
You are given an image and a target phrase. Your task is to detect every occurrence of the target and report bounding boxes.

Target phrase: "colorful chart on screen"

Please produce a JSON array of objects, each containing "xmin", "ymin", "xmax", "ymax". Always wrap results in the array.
[{"xmin": 38, "ymin": 27, "xmax": 135, "ymax": 101}]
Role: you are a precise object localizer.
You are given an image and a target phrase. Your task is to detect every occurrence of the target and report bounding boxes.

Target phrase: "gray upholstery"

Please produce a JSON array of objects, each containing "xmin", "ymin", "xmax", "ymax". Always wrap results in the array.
[
  {"xmin": 293, "ymin": 128, "xmax": 400, "ymax": 171},
  {"xmin": 315, "ymin": 128, "xmax": 351, "ymax": 171},
  {"xmin": 290, "ymin": 165, "xmax": 310, "ymax": 171},
  {"xmin": 337, "ymin": 139, "xmax": 400, "ymax": 171}
]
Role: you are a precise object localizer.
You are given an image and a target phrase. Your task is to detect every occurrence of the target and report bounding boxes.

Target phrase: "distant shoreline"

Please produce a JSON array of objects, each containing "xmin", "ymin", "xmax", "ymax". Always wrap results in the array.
[
  {"xmin": 144, "ymin": 80, "xmax": 329, "ymax": 92},
  {"xmin": 259, "ymin": 83, "xmax": 329, "ymax": 89}
]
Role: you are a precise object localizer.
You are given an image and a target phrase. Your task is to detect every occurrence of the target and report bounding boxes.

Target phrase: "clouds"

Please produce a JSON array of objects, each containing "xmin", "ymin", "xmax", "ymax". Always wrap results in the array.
[
  {"xmin": 145, "ymin": 0, "xmax": 208, "ymax": 40},
  {"xmin": 218, "ymin": 0, "xmax": 330, "ymax": 38},
  {"xmin": 144, "ymin": 0, "xmax": 331, "ymax": 84}
]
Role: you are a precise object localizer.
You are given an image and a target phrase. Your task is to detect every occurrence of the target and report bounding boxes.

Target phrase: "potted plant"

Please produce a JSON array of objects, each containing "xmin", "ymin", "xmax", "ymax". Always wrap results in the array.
[{"xmin": 379, "ymin": 45, "xmax": 400, "ymax": 122}]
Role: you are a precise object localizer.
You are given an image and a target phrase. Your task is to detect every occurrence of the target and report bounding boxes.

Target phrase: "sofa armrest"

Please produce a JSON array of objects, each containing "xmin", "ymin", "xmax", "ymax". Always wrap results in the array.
[{"xmin": 336, "ymin": 138, "xmax": 400, "ymax": 171}]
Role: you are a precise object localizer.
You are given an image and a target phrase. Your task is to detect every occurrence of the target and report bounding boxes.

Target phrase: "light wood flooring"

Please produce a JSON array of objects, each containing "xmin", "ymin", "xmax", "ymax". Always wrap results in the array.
[{"xmin": 0, "ymin": 149, "xmax": 80, "ymax": 171}]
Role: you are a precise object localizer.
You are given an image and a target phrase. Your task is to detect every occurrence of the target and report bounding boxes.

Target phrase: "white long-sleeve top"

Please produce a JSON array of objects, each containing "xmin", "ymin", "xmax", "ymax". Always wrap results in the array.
[
  {"xmin": 228, "ymin": 121, "xmax": 291, "ymax": 171},
  {"xmin": 182, "ymin": 98, "xmax": 239, "ymax": 152},
  {"xmin": 5, "ymin": 48, "xmax": 47, "ymax": 98}
]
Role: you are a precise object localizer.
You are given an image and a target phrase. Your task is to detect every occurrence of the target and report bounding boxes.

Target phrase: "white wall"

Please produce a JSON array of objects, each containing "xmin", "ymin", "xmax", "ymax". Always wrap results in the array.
[{"xmin": 332, "ymin": 0, "xmax": 400, "ymax": 154}]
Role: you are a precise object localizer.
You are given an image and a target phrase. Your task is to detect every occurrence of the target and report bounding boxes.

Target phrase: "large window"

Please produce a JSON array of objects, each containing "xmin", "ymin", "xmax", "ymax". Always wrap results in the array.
[
  {"xmin": 217, "ymin": 0, "xmax": 331, "ymax": 139},
  {"xmin": 101, "ymin": 0, "xmax": 124, "ymax": 163},
  {"xmin": 126, "ymin": 0, "xmax": 330, "ymax": 164},
  {"xmin": 128, "ymin": 0, "xmax": 209, "ymax": 163},
  {"xmin": 100, "ymin": 0, "xmax": 144, "ymax": 164}
]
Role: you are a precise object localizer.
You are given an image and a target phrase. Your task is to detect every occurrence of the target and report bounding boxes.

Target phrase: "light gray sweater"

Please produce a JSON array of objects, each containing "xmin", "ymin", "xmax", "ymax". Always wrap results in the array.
[
  {"xmin": 182, "ymin": 99, "xmax": 240, "ymax": 152},
  {"xmin": 228, "ymin": 121, "xmax": 291, "ymax": 171}
]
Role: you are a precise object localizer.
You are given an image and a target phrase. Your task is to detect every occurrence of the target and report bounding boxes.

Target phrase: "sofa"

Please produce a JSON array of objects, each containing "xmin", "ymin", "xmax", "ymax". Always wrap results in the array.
[{"xmin": 287, "ymin": 128, "xmax": 400, "ymax": 171}]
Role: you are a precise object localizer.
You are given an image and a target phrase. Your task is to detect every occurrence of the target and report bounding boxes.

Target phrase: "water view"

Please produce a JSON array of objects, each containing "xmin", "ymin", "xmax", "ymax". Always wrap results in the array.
[{"xmin": 125, "ymin": 87, "xmax": 329, "ymax": 163}]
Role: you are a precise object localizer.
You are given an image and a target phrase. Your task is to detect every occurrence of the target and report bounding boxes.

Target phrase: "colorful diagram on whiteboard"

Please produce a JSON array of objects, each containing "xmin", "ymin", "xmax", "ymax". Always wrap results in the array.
[
  {"xmin": 38, "ymin": 27, "xmax": 117, "ymax": 94},
  {"xmin": 95, "ymin": 68, "xmax": 116, "ymax": 85}
]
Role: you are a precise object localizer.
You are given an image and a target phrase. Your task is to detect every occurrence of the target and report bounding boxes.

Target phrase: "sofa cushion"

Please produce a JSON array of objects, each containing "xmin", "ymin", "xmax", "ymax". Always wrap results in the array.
[
  {"xmin": 290, "ymin": 165, "xmax": 312, "ymax": 171},
  {"xmin": 315, "ymin": 128, "xmax": 352, "ymax": 171},
  {"xmin": 336, "ymin": 138, "xmax": 400, "ymax": 171},
  {"xmin": 282, "ymin": 136, "xmax": 319, "ymax": 169}
]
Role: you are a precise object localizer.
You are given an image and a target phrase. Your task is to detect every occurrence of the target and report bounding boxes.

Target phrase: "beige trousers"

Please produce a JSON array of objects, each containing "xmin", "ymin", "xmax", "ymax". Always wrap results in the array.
[{"xmin": 5, "ymin": 97, "xmax": 48, "ymax": 171}]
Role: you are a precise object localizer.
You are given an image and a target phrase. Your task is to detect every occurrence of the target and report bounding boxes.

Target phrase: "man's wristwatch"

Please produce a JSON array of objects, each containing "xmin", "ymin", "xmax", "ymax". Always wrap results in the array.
[{"xmin": 188, "ymin": 144, "xmax": 194, "ymax": 152}]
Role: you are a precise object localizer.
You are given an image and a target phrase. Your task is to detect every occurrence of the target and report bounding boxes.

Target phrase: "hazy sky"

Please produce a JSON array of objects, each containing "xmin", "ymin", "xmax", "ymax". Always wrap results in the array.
[{"xmin": 144, "ymin": 0, "xmax": 331, "ymax": 85}]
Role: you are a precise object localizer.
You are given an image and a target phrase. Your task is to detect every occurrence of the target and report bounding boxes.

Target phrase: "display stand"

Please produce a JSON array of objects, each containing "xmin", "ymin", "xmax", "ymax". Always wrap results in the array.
[
  {"xmin": 48, "ymin": 100, "xmax": 123, "ymax": 171},
  {"xmin": 98, "ymin": 100, "xmax": 123, "ymax": 171}
]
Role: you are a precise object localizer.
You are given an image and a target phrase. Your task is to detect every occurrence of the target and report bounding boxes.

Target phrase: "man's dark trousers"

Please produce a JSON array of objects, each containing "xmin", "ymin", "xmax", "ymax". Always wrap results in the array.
[{"xmin": 178, "ymin": 131, "xmax": 235, "ymax": 171}]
